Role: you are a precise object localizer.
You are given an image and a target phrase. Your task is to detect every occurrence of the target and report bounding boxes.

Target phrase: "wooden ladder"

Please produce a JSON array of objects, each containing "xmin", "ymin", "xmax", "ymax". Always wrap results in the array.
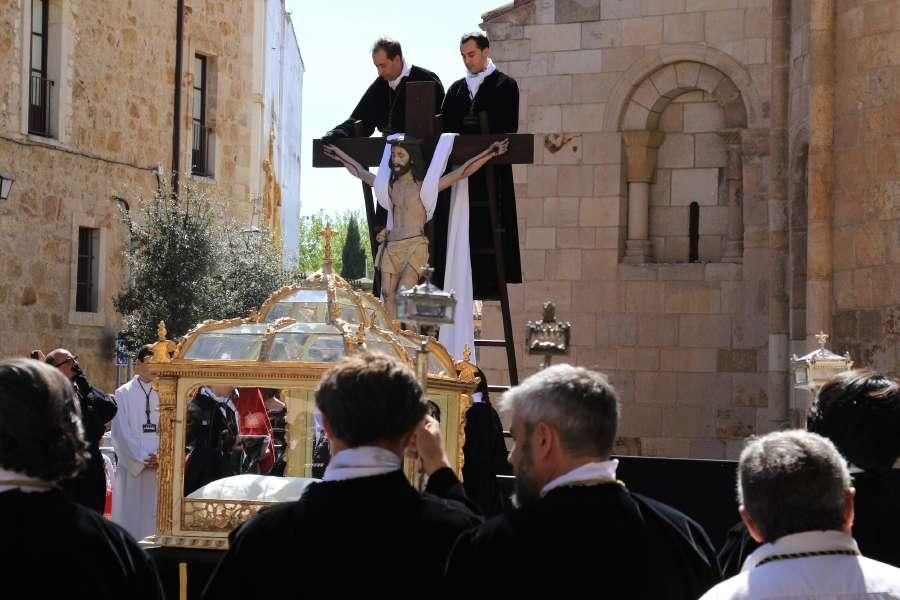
[{"xmin": 473, "ymin": 112, "xmax": 519, "ymax": 387}]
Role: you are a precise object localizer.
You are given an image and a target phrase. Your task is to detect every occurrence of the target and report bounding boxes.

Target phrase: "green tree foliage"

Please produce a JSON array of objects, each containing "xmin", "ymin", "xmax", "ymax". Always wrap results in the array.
[
  {"xmin": 340, "ymin": 217, "xmax": 366, "ymax": 281},
  {"xmin": 216, "ymin": 225, "xmax": 289, "ymax": 320},
  {"xmin": 296, "ymin": 210, "xmax": 372, "ymax": 276},
  {"xmin": 115, "ymin": 177, "xmax": 290, "ymax": 353}
]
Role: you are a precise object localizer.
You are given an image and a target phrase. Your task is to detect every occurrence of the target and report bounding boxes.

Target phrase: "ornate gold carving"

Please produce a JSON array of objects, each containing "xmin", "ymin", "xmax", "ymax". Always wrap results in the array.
[
  {"xmin": 154, "ymin": 376, "xmax": 178, "ymax": 535},
  {"xmin": 150, "ymin": 321, "xmax": 177, "ymax": 364},
  {"xmin": 455, "ymin": 353, "xmax": 480, "ymax": 385},
  {"xmin": 182, "ymin": 499, "xmax": 270, "ymax": 532},
  {"xmin": 320, "ymin": 223, "xmax": 336, "ymax": 274},
  {"xmin": 456, "ymin": 392, "xmax": 473, "ymax": 480}
]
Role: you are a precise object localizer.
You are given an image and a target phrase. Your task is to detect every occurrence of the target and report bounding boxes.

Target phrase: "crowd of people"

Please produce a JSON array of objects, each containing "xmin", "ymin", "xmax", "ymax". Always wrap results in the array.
[{"xmin": 2, "ymin": 344, "xmax": 899, "ymax": 598}]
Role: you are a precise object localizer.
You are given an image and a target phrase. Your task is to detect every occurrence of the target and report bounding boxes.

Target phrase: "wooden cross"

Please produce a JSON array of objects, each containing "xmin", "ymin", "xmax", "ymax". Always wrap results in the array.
[{"xmin": 312, "ymin": 82, "xmax": 534, "ymax": 291}]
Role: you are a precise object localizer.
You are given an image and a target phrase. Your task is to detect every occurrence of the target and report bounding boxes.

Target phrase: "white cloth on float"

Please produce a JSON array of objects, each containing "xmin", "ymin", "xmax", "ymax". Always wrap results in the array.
[
  {"xmin": 186, "ymin": 474, "xmax": 319, "ymax": 503},
  {"xmin": 373, "ymin": 133, "xmax": 475, "ymax": 362}
]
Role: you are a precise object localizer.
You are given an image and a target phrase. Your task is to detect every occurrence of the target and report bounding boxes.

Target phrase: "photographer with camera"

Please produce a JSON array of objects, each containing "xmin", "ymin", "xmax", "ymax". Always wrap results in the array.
[{"xmin": 45, "ymin": 348, "xmax": 118, "ymax": 513}]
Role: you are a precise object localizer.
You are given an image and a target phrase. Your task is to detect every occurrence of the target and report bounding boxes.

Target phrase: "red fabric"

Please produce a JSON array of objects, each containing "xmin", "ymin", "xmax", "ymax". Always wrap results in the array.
[{"xmin": 234, "ymin": 388, "xmax": 276, "ymax": 474}]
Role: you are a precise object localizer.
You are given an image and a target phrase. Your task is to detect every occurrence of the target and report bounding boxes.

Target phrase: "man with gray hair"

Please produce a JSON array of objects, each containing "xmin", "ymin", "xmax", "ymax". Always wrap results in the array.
[
  {"xmin": 445, "ymin": 364, "xmax": 719, "ymax": 597},
  {"xmin": 701, "ymin": 430, "xmax": 900, "ymax": 599}
]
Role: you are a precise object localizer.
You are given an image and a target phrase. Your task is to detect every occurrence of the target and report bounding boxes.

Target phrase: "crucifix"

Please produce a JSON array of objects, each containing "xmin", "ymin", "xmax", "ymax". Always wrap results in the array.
[
  {"xmin": 320, "ymin": 222, "xmax": 336, "ymax": 274},
  {"xmin": 312, "ymin": 81, "xmax": 533, "ymax": 383}
]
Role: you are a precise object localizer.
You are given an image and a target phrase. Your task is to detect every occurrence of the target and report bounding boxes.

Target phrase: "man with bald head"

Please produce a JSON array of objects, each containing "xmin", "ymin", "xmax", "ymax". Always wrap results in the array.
[{"xmin": 45, "ymin": 348, "xmax": 117, "ymax": 512}]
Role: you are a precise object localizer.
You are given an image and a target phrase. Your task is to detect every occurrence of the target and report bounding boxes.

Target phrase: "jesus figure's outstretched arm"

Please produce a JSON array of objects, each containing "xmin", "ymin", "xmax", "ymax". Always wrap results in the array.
[
  {"xmin": 438, "ymin": 139, "xmax": 510, "ymax": 191},
  {"xmin": 323, "ymin": 144, "xmax": 376, "ymax": 187}
]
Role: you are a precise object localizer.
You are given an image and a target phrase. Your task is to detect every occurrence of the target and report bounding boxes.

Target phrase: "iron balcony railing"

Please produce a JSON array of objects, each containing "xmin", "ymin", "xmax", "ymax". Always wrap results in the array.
[
  {"xmin": 28, "ymin": 74, "xmax": 54, "ymax": 137},
  {"xmin": 192, "ymin": 122, "xmax": 212, "ymax": 176}
]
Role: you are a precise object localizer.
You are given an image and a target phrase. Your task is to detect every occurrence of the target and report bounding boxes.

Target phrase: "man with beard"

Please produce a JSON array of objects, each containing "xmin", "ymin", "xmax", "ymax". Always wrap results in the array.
[
  {"xmin": 435, "ymin": 32, "xmax": 521, "ymax": 300},
  {"xmin": 324, "ymin": 136, "xmax": 508, "ymax": 319},
  {"xmin": 445, "ymin": 365, "xmax": 720, "ymax": 597}
]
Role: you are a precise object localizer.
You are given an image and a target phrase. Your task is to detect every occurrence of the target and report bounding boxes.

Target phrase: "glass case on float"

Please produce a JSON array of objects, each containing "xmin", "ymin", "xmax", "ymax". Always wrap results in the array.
[{"xmin": 146, "ymin": 268, "xmax": 478, "ymax": 550}]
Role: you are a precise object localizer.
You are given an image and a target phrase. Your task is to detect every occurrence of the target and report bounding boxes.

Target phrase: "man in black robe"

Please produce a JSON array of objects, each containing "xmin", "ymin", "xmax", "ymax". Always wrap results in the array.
[
  {"xmin": 462, "ymin": 367, "xmax": 512, "ymax": 516},
  {"xmin": 0, "ymin": 359, "xmax": 162, "ymax": 598},
  {"xmin": 45, "ymin": 348, "xmax": 118, "ymax": 513},
  {"xmin": 202, "ymin": 353, "xmax": 481, "ymax": 598},
  {"xmin": 324, "ymin": 37, "xmax": 444, "ymax": 140},
  {"xmin": 445, "ymin": 364, "xmax": 720, "ymax": 597},
  {"xmin": 184, "ymin": 385, "xmax": 241, "ymax": 495},
  {"xmin": 436, "ymin": 32, "xmax": 522, "ymax": 299},
  {"xmin": 719, "ymin": 369, "xmax": 900, "ymax": 575}
]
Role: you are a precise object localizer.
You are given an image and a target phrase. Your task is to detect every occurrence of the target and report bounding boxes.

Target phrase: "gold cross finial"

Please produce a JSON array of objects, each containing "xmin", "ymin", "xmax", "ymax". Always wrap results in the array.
[
  {"xmin": 157, "ymin": 320, "xmax": 168, "ymax": 342},
  {"xmin": 815, "ymin": 331, "xmax": 829, "ymax": 349},
  {"xmin": 462, "ymin": 344, "xmax": 471, "ymax": 363},
  {"xmin": 320, "ymin": 222, "xmax": 336, "ymax": 273}
]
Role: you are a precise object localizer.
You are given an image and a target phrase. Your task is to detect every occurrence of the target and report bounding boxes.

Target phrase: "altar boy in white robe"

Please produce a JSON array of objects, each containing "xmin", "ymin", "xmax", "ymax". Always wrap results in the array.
[{"xmin": 111, "ymin": 344, "xmax": 159, "ymax": 540}]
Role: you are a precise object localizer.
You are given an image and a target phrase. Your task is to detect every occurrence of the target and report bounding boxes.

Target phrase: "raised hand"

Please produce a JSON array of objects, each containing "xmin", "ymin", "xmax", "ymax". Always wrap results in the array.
[{"xmin": 491, "ymin": 138, "xmax": 510, "ymax": 156}]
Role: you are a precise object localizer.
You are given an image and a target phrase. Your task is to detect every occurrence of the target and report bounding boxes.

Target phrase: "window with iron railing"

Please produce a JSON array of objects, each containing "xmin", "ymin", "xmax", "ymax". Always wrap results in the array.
[
  {"xmin": 29, "ymin": 0, "xmax": 54, "ymax": 137},
  {"xmin": 192, "ymin": 54, "xmax": 212, "ymax": 176}
]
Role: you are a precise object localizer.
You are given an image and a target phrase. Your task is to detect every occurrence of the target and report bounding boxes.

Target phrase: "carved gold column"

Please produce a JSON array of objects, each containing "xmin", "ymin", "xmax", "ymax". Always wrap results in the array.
[
  {"xmin": 622, "ymin": 130, "xmax": 665, "ymax": 264},
  {"xmin": 155, "ymin": 375, "xmax": 178, "ymax": 536},
  {"xmin": 719, "ymin": 129, "xmax": 744, "ymax": 263}
]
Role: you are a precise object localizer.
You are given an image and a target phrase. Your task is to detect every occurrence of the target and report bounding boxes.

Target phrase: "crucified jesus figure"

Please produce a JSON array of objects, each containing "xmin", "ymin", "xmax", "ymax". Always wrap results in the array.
[{"xmin": 324, "ymin": 138, "xmax": 509, "ymax": 319}]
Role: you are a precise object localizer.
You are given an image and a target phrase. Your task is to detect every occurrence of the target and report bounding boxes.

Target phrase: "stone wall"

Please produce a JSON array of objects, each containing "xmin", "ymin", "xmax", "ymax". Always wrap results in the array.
[
  {"xmin": 829, "ymin": 0, "xmax": 900, "ymax": 374},
  {"xmin": 479, "ymin": 0, "xmax": 774, "ymax": 458}
]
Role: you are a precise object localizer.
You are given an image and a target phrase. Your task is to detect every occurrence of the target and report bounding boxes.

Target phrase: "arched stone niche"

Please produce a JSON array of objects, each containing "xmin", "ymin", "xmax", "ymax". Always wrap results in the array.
[{"xmin": 605, "ymin": 48, "xmax": 758, "ymax": 265}]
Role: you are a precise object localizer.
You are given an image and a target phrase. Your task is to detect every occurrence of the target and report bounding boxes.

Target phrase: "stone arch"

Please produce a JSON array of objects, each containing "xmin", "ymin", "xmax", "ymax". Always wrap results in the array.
[
  {"xmin": 617, "ymin": 49, "xmax": 757, "ymax": 264},
  {"xmin": 620, "ymin": 62, "xmax": 748, "ymax": 131},
  {"xmin": 603, "ymin": 45, "xmax": 763, "ymax": 132}
]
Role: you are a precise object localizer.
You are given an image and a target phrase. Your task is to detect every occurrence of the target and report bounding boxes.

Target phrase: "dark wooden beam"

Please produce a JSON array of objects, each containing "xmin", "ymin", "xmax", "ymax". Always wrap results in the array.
[{"xmin": 312, "ymin": 134, "xmax": 534, "ymax": 168}]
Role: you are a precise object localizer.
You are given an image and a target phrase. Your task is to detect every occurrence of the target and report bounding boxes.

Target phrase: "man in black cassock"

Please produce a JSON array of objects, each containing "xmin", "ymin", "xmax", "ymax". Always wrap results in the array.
[
  {"xmin": 461, "ymin": 367, "xmax": 512, "ymax": 516},
  {"xmin": 324, "ymin": 37, "xmax": 444, "ymax": 140},
  {"xmin": 184, "ymin": 385, "xmax": 241, "ymax": 496},
  {"xmin": 45, "ymin": 348, "xmax": 118, "ymax": 513},
  {"xmin": 0, "ymin": 359, "xmax": 162, "ymax": 598},
  {"xmin": 718, "ymin": 369, "xmax": 900, "ymax": 576},
  {"xmin": 445, "ymin": 365, "xmax": 720, "ymax": 597},
  {"xmin": 202, "ymin": 353, "xmax": 481, "ymax": 598},
  {"xmin": 435, "ymin": 32, "xmax": 522, "ymax": 299}
]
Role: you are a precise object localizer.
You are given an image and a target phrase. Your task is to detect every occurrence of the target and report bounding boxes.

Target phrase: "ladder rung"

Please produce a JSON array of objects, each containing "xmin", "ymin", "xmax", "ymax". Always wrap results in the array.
[{"xmin": 475, "ymin": 339, "xmax": 508, "ymax": 347}]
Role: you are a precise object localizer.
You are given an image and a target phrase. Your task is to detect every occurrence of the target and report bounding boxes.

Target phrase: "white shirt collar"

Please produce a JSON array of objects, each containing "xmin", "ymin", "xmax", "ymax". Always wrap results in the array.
[
  {"xmin": 465, "ymin": 58, "xmax": 496, "ymax": 99},
  {"xmin": 540, "ymin": 459, "xmax": 619, "ymax": 497},
  {"xmin": 0, "ymin": 467, "xmax": 54, "ymax": 494},
  {"xmin": 323, "ymin": 446, "xmax": 402, "ymax": 482},
  {"xmin": 388, "ymin": 60, "xmax": 412, "ymax": 90},
  {"xmin": 742, "ymin": 530, "xmax": 859, "ymax": 571},
  {"xmin": 471, "ymin": 392, "xmax": 484, "ymax": 404},
  {"xmin": 848, "ymin": 457, "xmax": 900, "ymax": 473}
]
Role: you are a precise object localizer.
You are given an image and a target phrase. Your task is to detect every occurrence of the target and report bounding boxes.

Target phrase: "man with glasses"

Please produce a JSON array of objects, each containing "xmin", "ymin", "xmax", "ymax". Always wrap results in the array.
[{"xmin": 45, "ymin": 348, "xmax": 117, "ymax": 512}]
